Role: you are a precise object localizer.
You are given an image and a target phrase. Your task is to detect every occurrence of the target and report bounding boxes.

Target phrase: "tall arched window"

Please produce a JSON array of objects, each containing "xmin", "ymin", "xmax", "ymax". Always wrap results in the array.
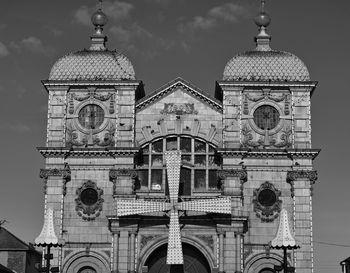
[{"xmin": 136, "ymin": 136, "xmax": 221, "ymax": 195}]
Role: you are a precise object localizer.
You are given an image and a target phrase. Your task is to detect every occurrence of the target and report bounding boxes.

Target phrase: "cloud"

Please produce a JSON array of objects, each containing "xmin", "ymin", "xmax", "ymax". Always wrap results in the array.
[
  {"xmin": 74, "ymin": 1, "xmax": 134, "ymax": 26},
  {"xmin": 19, "ymin": 37, "xmax": 56, "ymax": 57},
  {"xmin": 0, "ymin": 42, "xmax": 9, "ymax": 57},
  {"xmin": 109, "ymin": 23, "xmax": 174, "ymax": 59},
  {"xmin": 179, "ymin": 3, "xmax": 249, "ymax": 32}
]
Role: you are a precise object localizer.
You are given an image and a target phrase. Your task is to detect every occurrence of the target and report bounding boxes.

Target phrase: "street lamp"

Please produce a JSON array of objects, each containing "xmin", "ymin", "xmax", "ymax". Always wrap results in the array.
[
  {"xmin": 35, "ymin": 208, "xmax": 65, "ymax": 273},
  {"xmin": 270, "ymin": 209, "xmax": 300, "ymax": 273}
]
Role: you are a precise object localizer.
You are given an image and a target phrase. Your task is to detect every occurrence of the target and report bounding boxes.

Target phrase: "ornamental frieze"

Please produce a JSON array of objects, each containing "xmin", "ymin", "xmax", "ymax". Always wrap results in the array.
[{"xmin": 160, "ymin": 103, "xmax": 198, "ymax": 115}]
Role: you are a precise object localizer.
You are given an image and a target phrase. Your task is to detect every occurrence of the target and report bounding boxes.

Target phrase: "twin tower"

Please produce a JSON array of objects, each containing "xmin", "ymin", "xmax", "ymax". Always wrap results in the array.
[{"xmin": 37, "ymin": 3, "xmax": 319, "ymax": 273}]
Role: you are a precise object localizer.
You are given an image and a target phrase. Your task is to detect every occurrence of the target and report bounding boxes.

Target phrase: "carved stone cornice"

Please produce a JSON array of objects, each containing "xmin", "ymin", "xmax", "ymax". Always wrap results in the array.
[
  {"xmin": 38, "ymin": 147, "xmax": 139, "ymax": 158},
  {"xmin": 40, "ymin": 164, "xmax": 71, "ymax": 195},
  {"xmin": 109, "ymin": 168, "xmax": 138, "ymax": 195},
  {"xmin": 286, "ymin": 170, "xmax": 318, "ymax": 197}
]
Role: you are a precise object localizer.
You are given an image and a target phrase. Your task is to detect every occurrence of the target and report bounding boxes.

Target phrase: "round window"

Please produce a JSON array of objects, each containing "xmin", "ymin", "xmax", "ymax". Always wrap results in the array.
[
  {"xmin": 80, "ymin": 188, "xmax": 98, "ymax": 206},
  {"xmin": 258, "ymin": 189, "xmax": 277, "ymax": 207},
  {"xmin": 253, "ymin": 105, "xmax": 280, "ymax": 130},
  {"xmin": 78, "ymin": 104, "xmax": 104, "ymax": 130}
]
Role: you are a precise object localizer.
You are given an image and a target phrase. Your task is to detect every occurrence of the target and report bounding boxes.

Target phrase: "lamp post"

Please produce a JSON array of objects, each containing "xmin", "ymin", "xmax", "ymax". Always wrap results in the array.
[
  {"xmin": 35, "ymin": 208, "xmax": 65, "ymax": 273},
  {"xmin": 270, "ymin": 209, "xmax": 300, "ymax": 273}
]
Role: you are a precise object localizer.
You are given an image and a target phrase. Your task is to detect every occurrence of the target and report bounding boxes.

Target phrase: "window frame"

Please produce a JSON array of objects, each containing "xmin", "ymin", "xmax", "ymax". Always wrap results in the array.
[{"xmin": 136, "ymin": 135, "xmax": 221, "ymax": 195}]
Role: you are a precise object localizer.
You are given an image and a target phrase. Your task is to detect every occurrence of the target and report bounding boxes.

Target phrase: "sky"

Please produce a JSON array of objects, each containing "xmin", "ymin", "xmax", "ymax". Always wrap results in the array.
[{"xmin": 0, "ymin": 0, "xmax": 348, "ymax": 272}]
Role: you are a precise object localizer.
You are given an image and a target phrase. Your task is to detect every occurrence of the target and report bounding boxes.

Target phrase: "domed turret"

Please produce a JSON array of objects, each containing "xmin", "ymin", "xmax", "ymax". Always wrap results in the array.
[
  {"xmin": 48, "ymin": 5, "xmax": 135, "ymax": 81},
  {"xmin": 223, "ymin": 0, "xmax": 310, "ymax": 82}
]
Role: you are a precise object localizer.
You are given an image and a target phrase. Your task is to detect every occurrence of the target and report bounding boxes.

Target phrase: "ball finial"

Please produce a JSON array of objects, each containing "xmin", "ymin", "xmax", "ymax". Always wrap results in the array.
[
  {"xmin": 91, "ymin": 9, "xmax": 108, "ymax": 28},
  {"xmin": 254, "ymin": 0, "xmax": 271, "ymax": 28}
]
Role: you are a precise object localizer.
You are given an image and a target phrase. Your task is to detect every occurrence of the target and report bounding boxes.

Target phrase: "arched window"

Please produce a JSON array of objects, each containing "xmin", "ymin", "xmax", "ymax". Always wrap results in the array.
[{"xmin": 136, "ymin": 136, "xmax": 221, "ymax": 195}]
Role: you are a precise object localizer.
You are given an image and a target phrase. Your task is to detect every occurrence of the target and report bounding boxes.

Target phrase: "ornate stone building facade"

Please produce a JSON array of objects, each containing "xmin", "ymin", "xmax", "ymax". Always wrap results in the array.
[{"xmin": 37, "ymin": 3, "xmax": 319, "ymax": 273}]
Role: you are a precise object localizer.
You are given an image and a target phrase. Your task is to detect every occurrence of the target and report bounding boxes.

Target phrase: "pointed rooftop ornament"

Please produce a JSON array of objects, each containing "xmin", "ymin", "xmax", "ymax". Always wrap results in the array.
[
  {"xmin": 254, "ymin": 0, "xmax": 272, "ymax": 51},
  {"xmin": 90, "ymin": 0, "xmax": 108, "ymax": 51},
  {"xmin": 35, "ymin": 208, "xmax": 64, "ymax": 247},
  {"xmin": 270, "ymin": 209, "xmax": 300, "ymax": 249}
]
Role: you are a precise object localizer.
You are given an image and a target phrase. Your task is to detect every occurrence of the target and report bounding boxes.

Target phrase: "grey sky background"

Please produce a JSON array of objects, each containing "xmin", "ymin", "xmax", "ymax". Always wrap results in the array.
[{"xmin": 0, "ymin": 1, "xmax": 348, "ymax": 272}]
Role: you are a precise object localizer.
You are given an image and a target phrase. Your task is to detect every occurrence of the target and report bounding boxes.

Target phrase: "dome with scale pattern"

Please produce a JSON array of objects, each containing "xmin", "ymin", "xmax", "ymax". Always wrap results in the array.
[
  {"xmin": 223, "ymin": 49, "xmax": 310, "ymax": 82},
  {"xmin": 49, "ymin": 49, "xmax": 135, "ymax": 81}
]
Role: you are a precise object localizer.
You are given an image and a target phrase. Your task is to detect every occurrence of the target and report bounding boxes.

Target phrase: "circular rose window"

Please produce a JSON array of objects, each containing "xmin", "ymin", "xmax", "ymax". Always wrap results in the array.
[
  {"xmin": 78, "ymin": 104, "xmax": 104, "ymax": 130},
  {"xmin": 258, "ymin": 189, "xmax": 277, "ymax": 207},
  {"xmin": 80, "ymin": 188, "xmax": 98, "ymax": 206},
  {"xmin": 253, "ymin": 105, "xmax": 280, "ymax": 130}
]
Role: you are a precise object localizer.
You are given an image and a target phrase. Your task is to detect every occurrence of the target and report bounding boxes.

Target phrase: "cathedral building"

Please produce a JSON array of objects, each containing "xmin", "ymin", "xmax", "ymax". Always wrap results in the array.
[{"xmin": 37, "ymin": 2, "xmax": 319, "ymax": 273}]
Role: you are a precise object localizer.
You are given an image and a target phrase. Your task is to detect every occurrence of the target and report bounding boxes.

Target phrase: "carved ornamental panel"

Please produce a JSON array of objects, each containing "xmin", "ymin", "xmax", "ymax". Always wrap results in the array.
[
  {"xmin": 253, "ymin": 182, "xmax": 282, "ymax": 222},
  {"xmin": 66, "ymin": 87, "xmax": 116, "ymax": 148},
  {"xmin": 241, "ymin": 89, "xmax": 292, "ymax": 149},
  {"xmin": 75, "ymin": 180, "xmax": 104, "ymax": 221}
]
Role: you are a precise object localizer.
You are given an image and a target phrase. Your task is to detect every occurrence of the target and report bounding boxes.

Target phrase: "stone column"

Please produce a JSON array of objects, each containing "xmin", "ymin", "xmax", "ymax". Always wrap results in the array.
[
  {"xmin": 129, "ymin": 231, "xmax": 137, "ymax": 273},
  {"xmin": 287, "ymin": 170, "xmax": 317, "ymax": 273},
  {"xmin": 235, "ymin": 232, "xmax": 243, "ymax": 273},
  {"xmin": 218, "ymin": 231, "xmax": 225, "ymax": 273},
  {"xmin": 112, "ymin": 232, "xmax": 119, "ymax": 273}
]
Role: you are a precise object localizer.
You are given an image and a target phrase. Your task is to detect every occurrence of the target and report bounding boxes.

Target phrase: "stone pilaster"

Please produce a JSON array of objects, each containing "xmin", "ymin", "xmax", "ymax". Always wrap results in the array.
[
  {"xmin": 112, "ymin": 232, "xmax": 119, "ymax": 273},
  {"xmin": 287, "ymin": 170, "xmax": 317, "ymax": 273},
  {"xmin": 46, "ymin": 86, "xmax": 69, "ymax": 148},
  {"xmin": 219, "ymin": 85, "xmax": 244, "ymax": 148},
  {"xmin": 118, "ymin": 231, "xmax": 129, "ymax": 273},
  {"xmin": 116, "ymin": 86, "xmax": 136, "ymax": 147},
  {"xmin": 39, "ymin": 164, "xmax": 71, "ymax": 268}
]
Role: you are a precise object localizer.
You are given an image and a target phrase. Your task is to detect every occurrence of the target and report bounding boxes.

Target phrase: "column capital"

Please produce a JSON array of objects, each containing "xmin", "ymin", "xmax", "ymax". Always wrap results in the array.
[
  {"xmin": 287, "ymin": 170, "xmax": 317, "ymax": 183},
  {"xmin": 39, "ymin": 163, "xmax": 71, "ymax": 195}
]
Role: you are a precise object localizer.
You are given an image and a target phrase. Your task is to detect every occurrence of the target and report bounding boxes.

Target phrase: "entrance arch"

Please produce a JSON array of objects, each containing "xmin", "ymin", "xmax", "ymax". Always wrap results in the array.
[{"xmin": 145, "ymin": 243, "xmax": 211, "ymax": 273}]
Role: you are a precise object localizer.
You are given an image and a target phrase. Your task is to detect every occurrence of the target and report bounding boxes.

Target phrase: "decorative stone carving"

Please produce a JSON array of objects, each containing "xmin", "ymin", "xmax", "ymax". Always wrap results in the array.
[
  {"xmin": 40, "ymin": 163, "xmax": 71, "ymax": 195},
  {"xmin": 245, "ymin": 91, "xmax": 287, "ymax": 103},
  {"xmin": 286, "ymin": 170, "xmax": 318, "ymax": 197},
  {"xmin": 109, "ymin": 168, "xmax": 138, "ymax": 195},
  {"xmin": 253, "ymin": 182, "xmax": 282, "ymax": 222},
  {"xmin": 72, "ymin": 91, "xmax": 113, "ymax": 102},
  {"xmin": 217, "ymin": 169, "xmax": 247, "ymax": 182},
  {"xmin": 66, "ymin": 125, "xmax": 86, "ymax": 147},
  {"xmin": 195, "ymin": 235, "xmax": 214, "ymax": 252},
  {"xmin": 75, "ymin": 180, "xmax": 104, "ymax": 221},
  {"xmin": 140, "ymin": 235, "xmax": 161, "ymax": 252},
  {"xmin": 95, "ymin": 124, "xmax": 115, "ymax": 147},
  {"xmin": 66, "ymin": 123, "xmax": 115, "ymax": 148},
  {"xmin": 241, "ymin": 125, "xmax": 292, "ymax": 149},
  {"xmin": 160, "ymin": 103, "xmax": 198, "ymax": 115}
]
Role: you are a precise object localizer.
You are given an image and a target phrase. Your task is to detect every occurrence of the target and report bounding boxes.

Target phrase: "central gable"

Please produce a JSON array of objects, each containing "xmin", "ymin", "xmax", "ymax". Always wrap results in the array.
[{"xmin": 135, "ymin": 78, "xmax": 223, "ymax": 146}]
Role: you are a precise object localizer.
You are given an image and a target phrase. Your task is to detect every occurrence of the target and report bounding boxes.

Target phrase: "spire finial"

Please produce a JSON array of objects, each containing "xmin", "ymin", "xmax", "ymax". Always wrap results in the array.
[
  {"xmin": 254, "ymin": 0, "xmax": 271, "ymax": 51},
  {"xmin": 90, "ymin": 0, "xmax": 108, "ymax": 51}
]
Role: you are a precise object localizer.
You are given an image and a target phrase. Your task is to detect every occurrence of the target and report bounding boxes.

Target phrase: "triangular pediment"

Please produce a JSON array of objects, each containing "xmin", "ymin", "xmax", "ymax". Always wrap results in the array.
[{"xmin": 136, "ymin": 77, "xmax": 222, "ymax": 113}]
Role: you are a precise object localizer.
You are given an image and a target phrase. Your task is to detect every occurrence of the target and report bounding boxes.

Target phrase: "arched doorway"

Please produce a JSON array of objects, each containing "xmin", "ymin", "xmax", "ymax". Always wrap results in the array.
[{"xmin": 145, "ymin": 243, "xmax": 211, "ymax": 273}]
